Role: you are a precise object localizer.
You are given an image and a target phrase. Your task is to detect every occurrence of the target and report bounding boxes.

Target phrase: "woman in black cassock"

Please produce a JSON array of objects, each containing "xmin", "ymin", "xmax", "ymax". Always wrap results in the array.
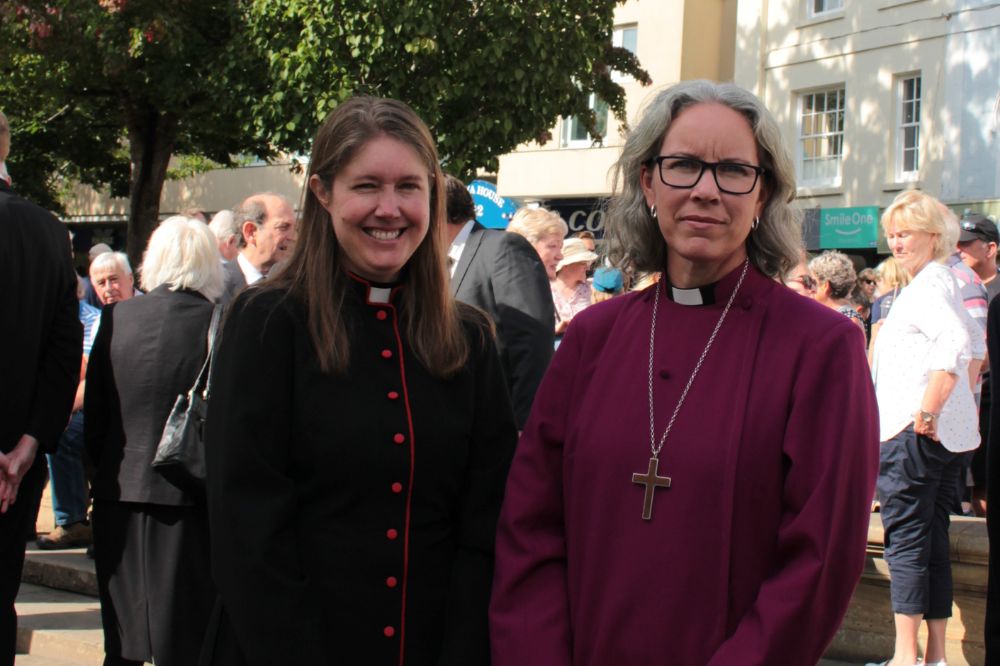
[{"xmin": 200, "ymin": 97, "xmax": 518, "ymax": 666}]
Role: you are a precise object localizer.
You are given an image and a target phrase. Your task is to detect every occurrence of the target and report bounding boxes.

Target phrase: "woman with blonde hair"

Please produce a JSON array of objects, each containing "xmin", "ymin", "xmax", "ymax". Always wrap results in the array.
[
  {"xmin": 873, "ymin": 257, "xmax": 911, "ymax": 322},
  {"xmin": 85, "ymin": 215, "xmax": 223, "ymax": 666},
  {"xmin": 204, "ymin": 97, "xmax": 516, "ymax": 665},
  {"xmin": 506, "ymin": 207, "xmax": 568, "ymax": 280},
  {"xmin": 869, "ymin": 189, "xmax": 984, "ymax": 666}
]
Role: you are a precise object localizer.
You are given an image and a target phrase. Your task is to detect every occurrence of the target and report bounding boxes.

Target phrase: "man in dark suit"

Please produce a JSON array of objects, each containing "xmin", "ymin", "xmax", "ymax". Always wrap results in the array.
[
  {"xmin": 221, "ymin": 192, "xmax": 297, "ymax": 304},
  {"xmin": 0, "ymin": 110, "xmax": 82, "ymax": 665},
  {"xmin": 445, "ymin": 176, "xmax": 554, "ymax": 429},
  {"xmin": 986, "ymin": 295, "xmax": 1000, "ymax": 661}
]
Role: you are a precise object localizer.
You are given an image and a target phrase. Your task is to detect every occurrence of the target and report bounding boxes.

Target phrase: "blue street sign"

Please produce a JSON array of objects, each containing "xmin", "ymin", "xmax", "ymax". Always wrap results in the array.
[{"xmin": 468, "ymin": 180, "xmax": 519, "ymax": 229}]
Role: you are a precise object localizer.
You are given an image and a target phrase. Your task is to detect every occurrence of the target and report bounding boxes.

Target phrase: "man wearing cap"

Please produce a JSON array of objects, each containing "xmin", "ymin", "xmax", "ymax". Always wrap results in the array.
[
  {"xmin": 957, "ymin": 213, "xmax": 1000, "ymax": 522},
  {"xmin": 444, "ymin": 175, "xmax": 554, "ymax": 430},
  {"xmin": 959, "ymin": 213, "xmax": 1000, "ymax": 302}
]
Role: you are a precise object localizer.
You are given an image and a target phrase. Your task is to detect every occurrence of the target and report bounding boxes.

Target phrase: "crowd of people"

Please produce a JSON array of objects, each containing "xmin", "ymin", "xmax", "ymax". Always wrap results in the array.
[{"xmin": 1, "ymin": 78, "xmax": 999, "ymax": 666}]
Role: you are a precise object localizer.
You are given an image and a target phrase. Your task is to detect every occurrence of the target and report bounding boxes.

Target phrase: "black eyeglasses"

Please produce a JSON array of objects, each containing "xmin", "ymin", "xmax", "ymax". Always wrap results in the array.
[{"xmin": 648, "ymin": 156, "xmax": 767, "ymax": 195}]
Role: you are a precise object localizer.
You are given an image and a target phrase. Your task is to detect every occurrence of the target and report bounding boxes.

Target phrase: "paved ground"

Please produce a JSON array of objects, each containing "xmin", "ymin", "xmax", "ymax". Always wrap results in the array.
[{"xmin": 19, "ymin": 485, "xmax": 865, "ymax": 665}]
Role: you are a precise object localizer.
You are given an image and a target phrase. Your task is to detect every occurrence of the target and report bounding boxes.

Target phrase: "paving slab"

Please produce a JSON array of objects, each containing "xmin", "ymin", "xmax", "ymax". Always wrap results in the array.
[
  {"xmin": 15, "ymin": 584, "xmax": 103, "ymax": 665},
  {"xmin": 22, "ymin": 546, "xmax": 97, "ymax": 598},
  {"xmin": 15, "ymin": 654, "xmax": 99, "ymax": 665}
]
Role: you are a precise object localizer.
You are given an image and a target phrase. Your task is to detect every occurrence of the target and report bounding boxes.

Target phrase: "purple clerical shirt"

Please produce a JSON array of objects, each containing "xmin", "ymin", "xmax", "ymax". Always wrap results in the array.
[{"xmin": 490, "ymin": 264, "xmax": 879, "ymax": 665}]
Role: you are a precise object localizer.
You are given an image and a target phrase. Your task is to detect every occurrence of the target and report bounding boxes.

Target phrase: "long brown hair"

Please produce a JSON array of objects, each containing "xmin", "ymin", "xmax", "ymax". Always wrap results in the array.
[{"xmin": 265, "ymin": 96, "xmax": 467, "ymax": 377}]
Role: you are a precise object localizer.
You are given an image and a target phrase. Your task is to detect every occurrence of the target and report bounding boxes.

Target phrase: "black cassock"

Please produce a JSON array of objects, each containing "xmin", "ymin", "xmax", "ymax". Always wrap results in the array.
[{"xmin": 203, "ymin": 275, "xmax": 518, "ymax": 666}]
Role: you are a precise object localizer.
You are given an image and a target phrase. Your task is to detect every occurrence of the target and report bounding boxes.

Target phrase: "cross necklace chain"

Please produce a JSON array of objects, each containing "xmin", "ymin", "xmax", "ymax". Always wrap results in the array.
[{"xmin": 632, "ymin": 258, "xmax": 750, "ymax": 520}]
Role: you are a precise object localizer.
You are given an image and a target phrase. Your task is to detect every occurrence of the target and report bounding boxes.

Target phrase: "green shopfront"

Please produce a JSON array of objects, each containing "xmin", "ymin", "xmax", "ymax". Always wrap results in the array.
[{"xmin": 803, "ymin": 206, "xmax": 882, "ymax": 255}]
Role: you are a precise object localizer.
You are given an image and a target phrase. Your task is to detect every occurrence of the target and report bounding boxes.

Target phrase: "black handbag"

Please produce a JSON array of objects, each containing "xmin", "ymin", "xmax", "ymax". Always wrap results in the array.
[{"xmin": 152, "ymin": 303, "xmax": 223, "ymax": 490}]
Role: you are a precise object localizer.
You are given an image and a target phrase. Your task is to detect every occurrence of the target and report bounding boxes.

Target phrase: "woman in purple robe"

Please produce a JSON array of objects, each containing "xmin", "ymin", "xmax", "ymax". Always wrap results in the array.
[{"xmin": 489, "ymin": 80, "xmax": 879, "ymax": 665}]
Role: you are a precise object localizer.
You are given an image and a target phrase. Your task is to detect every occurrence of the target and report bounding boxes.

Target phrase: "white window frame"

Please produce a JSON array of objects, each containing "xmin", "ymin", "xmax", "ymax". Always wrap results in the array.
[
  {"xmin": 797, "ymin": 86, "xmax": 846, "ymax": 188},
  {"xmin": 561, "ymin": 93, "xmax": 608, "ymax": 149},
  {"xmin": 808, "ymin": 0, "xmax": 845, "ymax": 19},
  {"xmin": 612, "ymin": 24, "xmax": 638, "ymax": 83},
  {"xmin": 895, "ymin": 74, "xmax": 921, "ymax": 182}
]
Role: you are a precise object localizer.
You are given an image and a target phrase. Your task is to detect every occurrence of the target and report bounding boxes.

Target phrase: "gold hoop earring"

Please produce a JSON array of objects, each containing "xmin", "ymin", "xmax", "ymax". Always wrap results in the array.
[
  {"xmin": 650, "ymin": 204, "xmax": 657, "ymax": 220},
  {"xmin": 751, "ymin": 216, "xmax": 760, "ymax": 231}
]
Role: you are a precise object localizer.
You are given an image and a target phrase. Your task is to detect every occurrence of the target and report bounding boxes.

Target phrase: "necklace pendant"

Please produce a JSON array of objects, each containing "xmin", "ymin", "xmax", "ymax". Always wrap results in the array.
[{"xmin": 632, "ymin": 456, "xmax": 672, "ymax": 520}]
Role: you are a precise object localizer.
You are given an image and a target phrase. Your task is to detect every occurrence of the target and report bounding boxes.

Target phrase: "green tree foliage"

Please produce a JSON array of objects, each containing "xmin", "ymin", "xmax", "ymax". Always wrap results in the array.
[
  {"xmin": 247, "ymin": 0, "xmax": 648, "ymax": 177},
  {"xmin": 0, "ymin": 0, "xmax": 646, "ymax": 260},
  {"xmin": 0, "ymin": 0, "xmax": 271, "ymax": 261}
]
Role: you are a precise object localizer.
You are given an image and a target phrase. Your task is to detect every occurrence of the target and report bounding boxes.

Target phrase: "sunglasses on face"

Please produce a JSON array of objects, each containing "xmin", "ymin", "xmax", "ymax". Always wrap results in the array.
[{"xmin": 793, "ymin": 275, "xmax": 816, "ymax": 290}]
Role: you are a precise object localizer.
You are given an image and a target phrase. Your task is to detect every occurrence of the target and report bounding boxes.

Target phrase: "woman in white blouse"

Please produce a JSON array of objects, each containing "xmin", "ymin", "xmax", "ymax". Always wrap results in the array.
[{"xmin": 869, "ymin": 190, "xmax": 984, "ymax": 666}]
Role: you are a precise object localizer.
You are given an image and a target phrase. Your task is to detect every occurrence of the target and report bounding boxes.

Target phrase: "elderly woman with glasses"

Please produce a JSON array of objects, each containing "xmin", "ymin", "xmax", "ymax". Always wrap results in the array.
[{"xmin": 490, "ymin": 80, "xmax": 878, "ymax": 665}]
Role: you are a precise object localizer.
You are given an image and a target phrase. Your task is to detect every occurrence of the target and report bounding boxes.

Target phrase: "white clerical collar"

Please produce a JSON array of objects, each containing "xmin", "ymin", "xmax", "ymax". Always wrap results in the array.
[
  {"xmin": 448, "ymin": 220, "xmax": 476, "ymax": 278},
  {"xmin": 666, "ymin": 282, "xmax": 717, "ymax": 306},
  {"xmin": 0, "ymin": 162, "xmax": 10, "ymax": 186},
  {"xmin": 237, "ymin": 251, "xmax": 264, "ymax": 285},
  {"xmin": 368, "ymin": 286, "xmax": 393, "ymax": 303}
]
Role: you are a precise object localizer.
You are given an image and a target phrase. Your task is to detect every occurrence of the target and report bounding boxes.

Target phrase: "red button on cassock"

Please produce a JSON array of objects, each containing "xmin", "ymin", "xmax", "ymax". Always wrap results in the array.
[
  {"xmin": 376, "ymin": 310, "xmax": 388, "ymax": 321},
  {"xmin": 386, "ymin": 576, "xmax": 398, "ymax": 588},
  {"xmin": 391, "ymin": 482, "xmax": 403, "ymax": 494},
  {"xmin": 387, "ymin": 391, "xmax": 399, "ymax": 400},
  {"xmin": 386, "ymin": 528, "xmax": 398, "ymax": 540},
  {"xmin": 381, "ymin": 349, "xmax": 392, "ymax": 359},
  {"xmin": 384, "ymin": 626, "xmax": 395, "ymax": 638},
  {"xmin": 393, "ymin": 433, "xmax": 405, "ymax": 445}
]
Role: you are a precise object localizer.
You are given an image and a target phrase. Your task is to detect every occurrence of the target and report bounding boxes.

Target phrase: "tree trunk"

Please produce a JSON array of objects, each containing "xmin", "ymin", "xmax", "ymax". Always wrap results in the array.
[{"xmin": 125, "ymin": 105, "xmax": 178, "ymax": 270}]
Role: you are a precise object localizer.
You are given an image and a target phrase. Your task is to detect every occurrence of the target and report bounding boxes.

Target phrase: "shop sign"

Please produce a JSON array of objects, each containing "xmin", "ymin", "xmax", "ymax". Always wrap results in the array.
[
  {"xmin": 819, "ymin": 206, "xmax": 880, "ymax": 249},
  {"xmin": 545, "ymin": 198, "xmax": 607, "ymax": 237},
  {"xmin": 468, "ymin": 180, "xmax": 519, "ymax": 229}
]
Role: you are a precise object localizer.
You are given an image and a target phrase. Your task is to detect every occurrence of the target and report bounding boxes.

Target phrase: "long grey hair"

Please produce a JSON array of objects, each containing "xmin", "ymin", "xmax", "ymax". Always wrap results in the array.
[{"xmin": 604, "ymin": 80, "xmax": 801, "ymax": 280}]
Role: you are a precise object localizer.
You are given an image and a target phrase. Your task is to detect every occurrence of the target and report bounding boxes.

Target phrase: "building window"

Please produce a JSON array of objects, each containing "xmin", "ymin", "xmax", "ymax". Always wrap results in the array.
[
  {"xmin": 896, "ymin": 75, "xmax": 921, "ymax": 180},
  {"xmin": 808, "ymin": 0, "xmax": 844, "ymax": 18},
  {"xmin": 612, "ymin": 24, "xmax": 638, "ymax": 82},
  {"xmin": 798, "ymin": 87, "xmax": 845, "ymax": 187},
  {"xmin": 560, "ymin": 25, "xmax": 633, "ymax": 148},
  {"xmin": 561, "ymin": 93, "xmax": 609, "ymax": 148}
]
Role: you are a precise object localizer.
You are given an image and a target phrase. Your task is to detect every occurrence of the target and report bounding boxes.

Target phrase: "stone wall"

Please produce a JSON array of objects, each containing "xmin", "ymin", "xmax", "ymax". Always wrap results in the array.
[{"xmin": 826, "ymin": 515, "xmax": 987, "ymax": 666}]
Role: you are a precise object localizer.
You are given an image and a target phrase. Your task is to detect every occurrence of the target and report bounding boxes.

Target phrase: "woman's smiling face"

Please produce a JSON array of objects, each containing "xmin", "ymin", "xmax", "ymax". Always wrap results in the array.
[{"xmin": 310, "ymin": 134, "xmax": 431, "ymax": 283}]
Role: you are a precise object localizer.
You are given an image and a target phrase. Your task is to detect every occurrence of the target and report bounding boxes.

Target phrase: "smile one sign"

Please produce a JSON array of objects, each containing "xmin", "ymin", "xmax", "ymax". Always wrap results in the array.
[{"xmin": 819, "ymin": 206, "xmax": 880, "ymax": 249}]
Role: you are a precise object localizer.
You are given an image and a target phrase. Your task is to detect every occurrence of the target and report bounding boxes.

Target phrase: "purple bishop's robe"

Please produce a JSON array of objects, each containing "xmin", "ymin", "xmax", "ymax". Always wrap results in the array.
[{"xmin": 490, "ymin": 264, "xmax": 879, "ymax": 666}]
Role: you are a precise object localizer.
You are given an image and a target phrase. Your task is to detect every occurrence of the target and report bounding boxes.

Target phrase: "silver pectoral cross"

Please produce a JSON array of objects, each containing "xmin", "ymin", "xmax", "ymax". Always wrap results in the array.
[{"xmin": 632, "ymin": 456, "xmax": 672, "ymax": 520}]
